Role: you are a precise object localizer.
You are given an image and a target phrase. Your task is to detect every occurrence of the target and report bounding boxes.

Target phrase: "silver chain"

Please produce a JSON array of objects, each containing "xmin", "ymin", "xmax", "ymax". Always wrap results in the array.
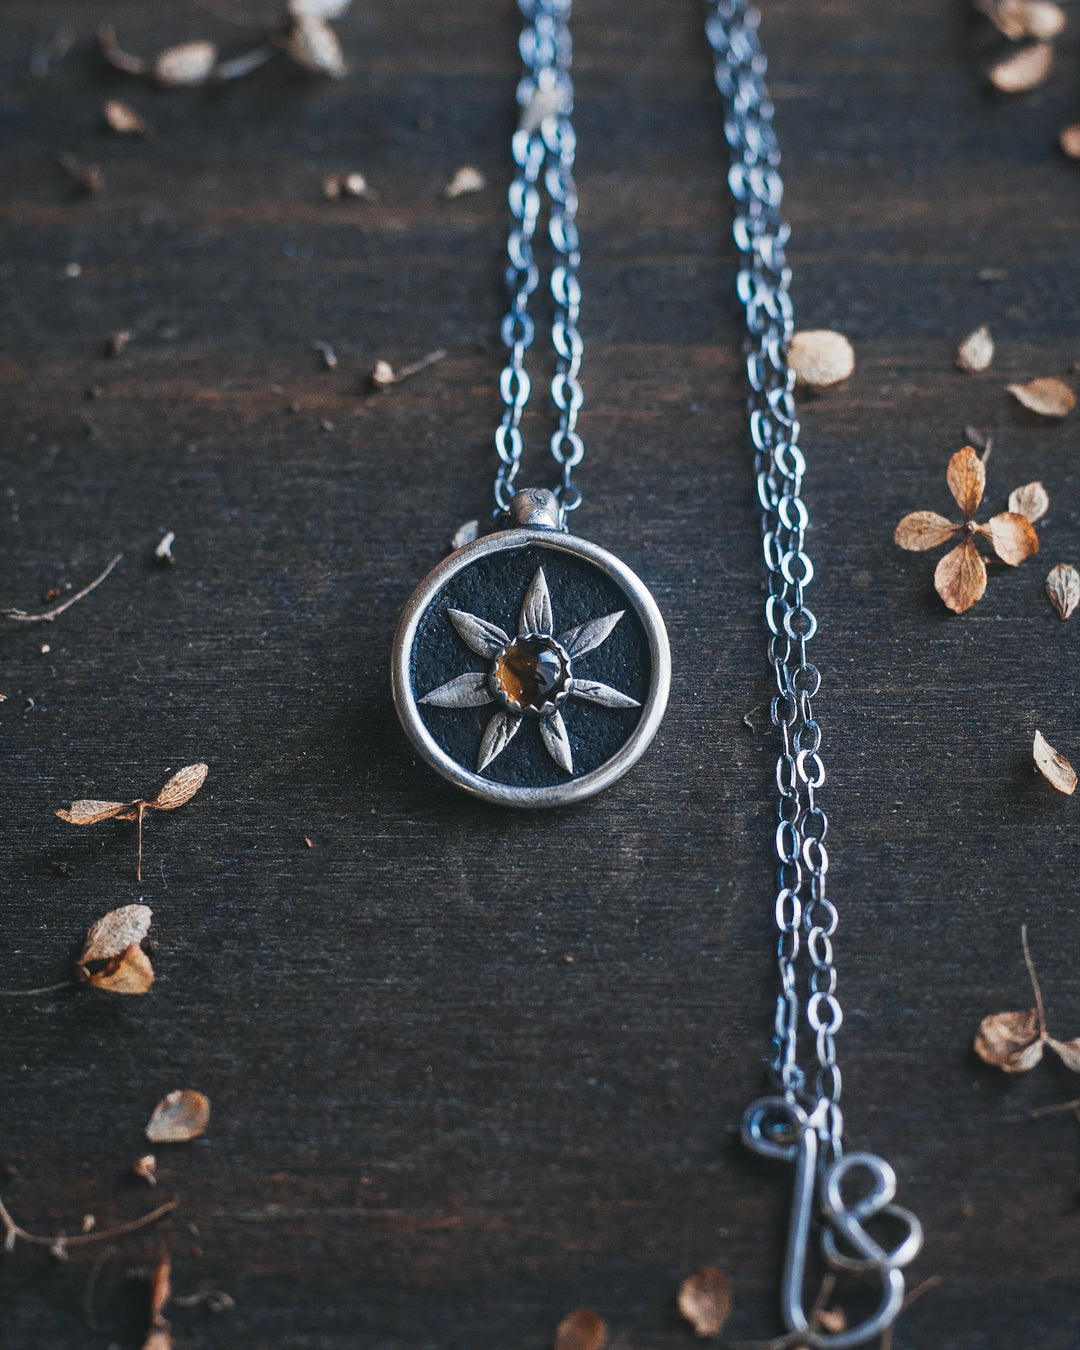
[
  {"xmin": 495, "ymin": 0, "xmax": 585, "ymax": 524},
  {"xmin": 705, "ymin": 0, "xmax": 842, "ymax": 1157}
]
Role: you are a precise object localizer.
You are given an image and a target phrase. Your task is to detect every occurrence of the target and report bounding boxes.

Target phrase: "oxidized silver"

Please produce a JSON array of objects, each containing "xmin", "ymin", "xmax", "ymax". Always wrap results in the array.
[
  {"xmin": 392, "ymin": 491, "xmax": 670, "ymax": 808},
  {"xmin": 706, "ymin": 1, "xmax": 921, "ymax": 1341}
]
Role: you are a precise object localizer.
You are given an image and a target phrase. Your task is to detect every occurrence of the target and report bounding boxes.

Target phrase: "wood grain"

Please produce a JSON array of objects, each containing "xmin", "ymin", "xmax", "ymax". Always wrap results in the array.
[{"xmin": 2, "ymin": 1, "xmax": 1079, "ymax": 1345}]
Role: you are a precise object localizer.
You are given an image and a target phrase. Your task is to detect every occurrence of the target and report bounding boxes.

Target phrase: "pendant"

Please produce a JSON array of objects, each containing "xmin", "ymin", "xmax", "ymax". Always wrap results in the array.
[{"xmin": 391, "ymin": 489, "xmax": 670, "ymax": 807}]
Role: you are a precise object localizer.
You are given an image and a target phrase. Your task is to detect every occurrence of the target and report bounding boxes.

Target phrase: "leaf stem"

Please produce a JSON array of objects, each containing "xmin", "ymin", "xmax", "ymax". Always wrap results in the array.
[
  {"xmin": 3, "ymin": 554, "xmax": 123, "ymax": 623},
  {"xmin": 0, "ymin": 982, "xmax": 72, "ymax": 997},
  {"xmin": 1028, "ymin": 1098, "xmax": 1080, "ymax": 1120},
  {"xmin": 1021, "ymin": 923, "xmax": 1046, "ymax": 1039}
]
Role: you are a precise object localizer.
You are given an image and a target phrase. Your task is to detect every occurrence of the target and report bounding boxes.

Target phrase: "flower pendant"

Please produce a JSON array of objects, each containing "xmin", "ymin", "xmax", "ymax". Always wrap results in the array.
[{"xmin": 391, "ymin": 489, "xmax": 670, "ymax": 807}]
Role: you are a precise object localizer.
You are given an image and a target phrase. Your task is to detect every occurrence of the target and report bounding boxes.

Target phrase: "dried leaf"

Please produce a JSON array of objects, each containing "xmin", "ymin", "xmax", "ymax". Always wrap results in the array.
[
  {"xmin": 282, "ymin": 16, "xmax": 346, "ymax": 78},
  {"xmin": 150, "ymin": 762, "xmax": 208, "ymax": 811},
  {"xmin": 288, "ymin": 0, "xmax": 352, "ymax": 16},
  {"xmin": 133, "ymin": 1154, "xmax": 158, "ymax": 1187},
  {"xmin": 554, "ymin": 1308, "xmax": 607, "ymax": 1350},
  {"xmin": 56, "ymin": 799, "xmax": 133, "ymax": 826},
  {"xmin": 956, "ymin": 325, "xmax": 994, "ymax": 372},
  {"xmin": 86, "ymin": 943, "xmax": 154, "ymax": 995},
  {"xmin": 98, "ymin": 25, "xmax": 147, "ymax": 75},
  {"xmin": 1060, "ymin": 125, "xmax": 1080, "ymax": 158},
  {"xmin": 1045, "ymin": 563, "xmax": 1080, "ymax": 619},
  {"xmin": 81, "ymin": 903, "xmax": 153, "ymax": 963},
  {"xmin": 1007, "ymin": 377, "xmax": 1076, "ymax": 418},
  {"xmin": 677, "ymin": 1266, "xmax": 733, "ymax": 1338},
  {"xmin": 977, "ymin": 511, "xmax": 1039, "ymax": 565},
  {"xmin": 934, "ymin": 537, "xmax": 987, "ymax": 613},
  {"xmin": 444, "ymin": 165, "xmax": 486, "ymax": 199},
  {"xmin": 104, "ymin": 100, "xmax": 148, "ymax": 136},
  {"xmin": 894, "ymin": 511, "xmax": 958, "ymax": 551},
  {"xmin": 1009, "ymin": 480, "xmax": 1049, "ymax": 523},
  {"xmin": 1033, "ymin": 729, "xmax": 1077, "ymax": 793},
  {"xmin": 946, "ymin": 446, "xmax": 986, "ymax": 517},
  {"xmin": 974, "ymin": 1008, "xmax": 1044, "ymax": 1072},
  {"xmin": 989, "ymin": 42, "xmax": 1054, "ymax": 93},
  {"xmin": 149, "ymin": 1252, "xmax": 172, "ymax": 1325},
  {"xmin": 146, "ymin": 1090, "xmax": 210, "ymax": 1143},
  {"xmin": 1046, "ymin": 1037, "xmax": 1080, "ymax": 1072},
  {"xmin": 787, "ymin": 330, "xmax": 855, "ymax": 391},
  {"xmin": 153, "ymin": 41, "xmax": 218, "ymax": 88}
]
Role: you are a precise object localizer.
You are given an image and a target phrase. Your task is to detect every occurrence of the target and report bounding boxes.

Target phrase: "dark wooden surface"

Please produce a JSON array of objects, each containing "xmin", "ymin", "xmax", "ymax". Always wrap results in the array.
[{"xmin": 2, "ymin": 2, "xmax": 1080, "ymax": 1346}]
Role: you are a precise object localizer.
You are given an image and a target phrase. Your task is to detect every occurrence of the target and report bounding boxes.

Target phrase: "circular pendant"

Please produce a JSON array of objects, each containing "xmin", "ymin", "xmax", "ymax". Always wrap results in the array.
[{"xmin": 391, "ymin": 494, "xmax": 670, "ymax": 808}]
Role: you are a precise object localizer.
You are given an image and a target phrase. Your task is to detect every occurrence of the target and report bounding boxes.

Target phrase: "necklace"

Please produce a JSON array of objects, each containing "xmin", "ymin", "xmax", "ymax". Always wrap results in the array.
[
  {"xmin": 390, "ymin": 0, "xmax": 670, "ymax": 809},
  {"xmin": 705, "ymin": 3, "xmax": 923, "ymax": 1343}
]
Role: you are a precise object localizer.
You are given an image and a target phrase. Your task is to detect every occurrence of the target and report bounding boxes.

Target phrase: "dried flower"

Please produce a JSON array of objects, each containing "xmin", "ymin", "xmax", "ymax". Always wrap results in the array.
[
  {"xmin": 787, "ymin": 329, "xmax": 855, "ymax": 390},
  {"xmin": 153, "ymin": 41, "xmax": 218, "ymax": 88},
  {"xmin": 989, "ymin": 42, "xmax": 1054, "ymax": 92},
  {"xmin": 56, "ymin": 763, "xmax": 209, "ymax": 880},
  {"xmin": 133, "ymin": 1155, "xmax": 158, "ymax": 1187},
  {"xmin": 894, "ymin": 446, "xmax": 1039, "ymax": 613},
  {"xmin": 281, "ymin": 16, "xmax": 346, "ymax": 78},
  {"xmin": 146, "ymin": 1090, "xmax": 210, "ymax": 1143},
  {"xmin": 975, "ymin": 925, "xmax": 1080, "ymax": 1072},
  {"xmin": 1008, "ymin": 480, "xmax": 1049, "ymax": 522},
  {"xmin": 444, "ymin": 165, "xmax": 486, "ymax": 199},
  {"xmin": 955, "ymin": 324, "xmax": 994, "ymax": 372},
  {"xmin": 677, "ymin": 1267, "xmax": 733, "ymax": 1338},
  {"xmin": 1060, "ymin": 125, "xmax": 1080, "ymax": 158},
  {"xmin": 554, "ymin": 1308, "xmax": 607, "ymax": 1350},
  {"xmin": 1045, "ymin": 563, "xmax": 1080, "ymax": 619},
  {"xmin": 1033, "ymin": 729, "xmax": 1076, "ymax": 793},
  {"xmin": 104, "ymin": 100, "xmax": 148, "ymax": 136},
  {"xmin": 1007, "ymin": 376, "xmax": 1076, "ymax": 418}
]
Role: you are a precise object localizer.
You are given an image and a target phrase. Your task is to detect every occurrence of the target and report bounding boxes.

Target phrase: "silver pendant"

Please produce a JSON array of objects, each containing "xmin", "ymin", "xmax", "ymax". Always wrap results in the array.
[{"xmin": 391, "ymin": 489, "xmax": 670, "ymax": 807}]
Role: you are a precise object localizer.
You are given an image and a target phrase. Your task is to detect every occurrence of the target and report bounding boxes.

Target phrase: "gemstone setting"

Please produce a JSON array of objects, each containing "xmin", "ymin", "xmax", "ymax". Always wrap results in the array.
[{"xmin": 490, "ymin": 635, "xmax": 572, "ymax": 714}]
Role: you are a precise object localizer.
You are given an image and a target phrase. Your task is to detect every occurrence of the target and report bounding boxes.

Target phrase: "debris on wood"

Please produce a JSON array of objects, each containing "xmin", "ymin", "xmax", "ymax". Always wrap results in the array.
[
  {"xmin": 0, "ymin": 1191, "xmax": 178, "ymax": 1257},
  {"xmin": 973, "ymin": 0, "xmax": 1066, "ymax": 39},
  {"xmin": 3, "ymin": 554, "xmax": 122, "ymax": 624},
  {"xmin": 214, "ymin": 46, "xmax": 275, "ymax": 83},
  {"xmin": 988, "ymin": 42, "xmax": 1054, "ymax": 93},
  {"xmin": 1008, "ymin": 481, "xmax": 1049, "ymax": 522},
  {"xmin": 288, "ymin": 0, "xmax": 352, "ymax": 16},
  {"xmin": 955, "ymin": 324, "xmax": 994, "ymax": 372},
  {"xmin": 99, "ymin": 25, "xmax": 148, "ymax": 75},
  {"xmin": 1033, "ymin": 729, "xmax": 1076, "ymax": 793},
  {"xmin": 153, "ymin": 41, "xmax": 218, "ymax": 88},
  {"xmin": 444, "ymin": 165, "xmax": 486, "ymax": 199},
  {"xmin": 281, "ymin": 15, "xmax": 346, "ymax": 78},
  {"xmin": 154, "ymin": 531, "xmax": 176, "ymax": 565},
  {"xmin": 677, "ymin": 1266, "xmax": 733, "ymax": 1338},
  {"xmin": 322, "ymin": 170, "xmax": 373, "ymax": 200},
  {"xmin": 452, "ymin": 520, "xmax": 479, "ymax": 551},
  {"xmin": 787, "ymin": 330, "xmax": 855, "ymax": 391},
  {"xmin": 146, "ymin": 1091, "xmax": 210, "ymax": 1144},
  {"xmin": 1060, "ymin": 124, "xmax": 1080, "ymax": 158},
  {"xmin": 133, "ymin": 1155, "xmax": 158, "ymax": 1187},
  {"xmin": 553, "ymin": 1307, "xmax": 607, "ymax": 1350},
  {"xmin": 1045, "ymin": 563, "xmax": 1080, "ymax": 619},
  {"xmin": 108, "ymin": 330, "xmax": 133, "ymax": 358},
  {"xmin": 57, "ymin": 152, "xmax": 104, "ymax": 196},
  {"xmin": 313, "ymin": 340, "xmax": 338, "ymax": 370},
  {"xmin": 370, "ymin": 349, "xmax": 447, "ymax": 390},
  {"xmin": 1007, "ymin": 376, "xmax": 1075, "ymax": 417},
  {"xmin": 104, "ymin": 100, "xmax": 148, "ymax": 136}
]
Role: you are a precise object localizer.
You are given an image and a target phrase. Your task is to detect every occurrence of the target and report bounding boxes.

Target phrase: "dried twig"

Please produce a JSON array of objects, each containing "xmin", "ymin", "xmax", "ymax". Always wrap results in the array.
[
  {"xmin": 1028, "ymin": 1097, "xmax": 1080, "ymax": 1120},
  {"xmin": 0, "ymin": 982, "xmax": 72, "ymax": 998},
  {"xmin": 4, "ymin": 554, "xmax": 122, "ymax": 623},
  {"xmin": 83, "ymin": 1244, "xmax": 118, "ymax": 1333},
  {"xmin": 1022, "ymin": 922, "xmax": 1046, "ymax": 1039},
  {"xmin": 0, "ymin": 1193, "xmax": 178, "ymax": 1256}
]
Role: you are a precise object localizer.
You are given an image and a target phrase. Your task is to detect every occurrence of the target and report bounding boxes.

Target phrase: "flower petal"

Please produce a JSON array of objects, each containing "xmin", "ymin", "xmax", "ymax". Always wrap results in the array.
[
  {"xmin": 568, "ymin": 678, "xmax": 640, "ymax": 709},
  {"xmin": 893, "ymin": 511, "xmax": 959, "ymax": 551},
  {"xmin": 558, "ymin": 611, "xmax": 625, "ymax": 658},
  {"xmin": 977, "ymin": 511, "xmax": 1039, "ymax": 566},
  {"xmin": 934, "ymin": 537, "xmax": 987, "ymax": 613},
  {"xmin": 946, "ymin": 446, "xmax": 985, "ymax": 517},
  {"xmin": 420, "ymin": 671, "xmax": 494, "ymax": 708},
  {"xmin": 519, "ymin": 568, "xmax": 553, "ymax": 636},
  {"xmin": 1008, "ymin": 480, "xmax": 1049, "ymax": 523},
  {"xmin": 476, "ymin": 711, "xmax": 521, "ymax": 773},
  {"xmin": 540, "ymin": 711, "xmax": 574, "ymax": 775},
  {"xmin": 1007, "ymin": 376, "xmax": 1075, "ymax": 418},
  {"xmin": 447, "ymin": 608, "xmax": 509, "ymax": 658}
]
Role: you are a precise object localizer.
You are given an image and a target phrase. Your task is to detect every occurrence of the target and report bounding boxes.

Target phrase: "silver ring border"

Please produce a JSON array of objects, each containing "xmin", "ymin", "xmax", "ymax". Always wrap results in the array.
[{"xmin": 391, "ymin": 528, "xmax": 671, "ymax": 808}]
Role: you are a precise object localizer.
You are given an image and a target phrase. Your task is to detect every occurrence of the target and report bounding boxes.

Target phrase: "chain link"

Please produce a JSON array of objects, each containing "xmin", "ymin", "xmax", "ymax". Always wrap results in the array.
[
  {"xmin": 495, "ymin": 0, "xmax": 585, "ymax": 523},
  {"xmin": 705, "ymin": 0, "xmax": 843, "ymax": 1160}
]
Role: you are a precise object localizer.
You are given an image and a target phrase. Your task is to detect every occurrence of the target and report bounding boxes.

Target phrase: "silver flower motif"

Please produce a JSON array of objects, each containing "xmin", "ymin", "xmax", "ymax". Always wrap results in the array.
[{"xmin": 420, "ymin": 567, "xmax": 640, "ymax": 776}]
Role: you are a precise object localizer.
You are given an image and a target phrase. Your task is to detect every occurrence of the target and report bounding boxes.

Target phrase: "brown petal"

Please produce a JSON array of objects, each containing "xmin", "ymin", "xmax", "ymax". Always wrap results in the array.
[
  {"xmin": 989, "ymin": 42, "xmax": 1054, "ymax": 93},
  {"xmin": 677, "ymin": 1267, "xmax": 733, "ymax": 1339},
  {"xmin": 975, "ymin": 0, "xmax": 1067, "ymax": 38},
  {"xmin": 1060, "ymin": 124, "xmax": 1080, "ymax": 158},
  {"xmin": 1046, "ymin": 1037, "xmax": 1080, "ymax": 1072},
  {"xmin": 977, "ymin": 511, "xmax": 1039, "ymax": 565},
  {"xmin": 934, "ymin": 538, "xmax": 987, "ymax": 613},
  {"xmin": 87, "ymin": 943, "xmax": 154, "ymax": 995},
  {"xmin": 80, "ymin": 903, "xmax": 153, "ymax": 963},
  {"xmin": 946, "ymin": 446, "xmax": 986, "ymax": 516},
  {"xmin": 1008, "ymin": 480, "xmax": 1049, "ymax": 523},
  {"xmin": 103, "ymin": 100, "xmax": 148, "ymax": 137},
  {"xmin": 955, "ymin": 324, "xmax": 994, "ymax": 372},
  {"xmin": 554, "ymin": 1308, "xmax": 607, "ymax": 1350},
  {"xmin": 894, "ymin": 511, "xmax": 959, "ymax": 551},
  {"xmin": 974, "ymin": 1009, "xmax": 1044, "ymax": 1071},
  {"xmin": 1007, "ymin": 377, "xmax": 1076, "ymax": 418},
  {"xmin": 132, "ymin": 1154, "xmax": 158, "ymax": 1187},
  {"xmin": 152, "ymin": 41, "xmax": 218, "ymax": 88},
  {"xmin": 787, "ymin": 330, "xmax": 855, "ymax": 391},
  {"xmin": 444, "ymin": 166, "xmax": 486, "ymax": 199},
  {"xmin": 1033, "ymin": 729, "xmax": 1077, "ymax": 793},
  {"xmin": 1046, "ymin": 563, "xmax": 1080, "ymax": 619},
  {"xmin": 56, "ymin": 799, "xmax": 133, "ymax": 825},
  {"xmin": 149, "ymin": 1251, "xmax": 172, "ymax": 1326},
  {"xmin": 282, "ymin": 16, "xmax": 346, "ymax": 77},
  {"xmin": 146, "ymin": 1090, "xmax": 211, "ymax": 1143},
  {"xmin": 150, "ymin": 762, "xmax": 208, "ymax": 810}
]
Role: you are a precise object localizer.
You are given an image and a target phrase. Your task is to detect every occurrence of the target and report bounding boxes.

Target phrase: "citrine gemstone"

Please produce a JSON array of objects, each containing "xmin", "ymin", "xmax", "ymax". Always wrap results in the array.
[{"xmin": 492, "ymin": 636, "xmax": 569, "ymax": 712}]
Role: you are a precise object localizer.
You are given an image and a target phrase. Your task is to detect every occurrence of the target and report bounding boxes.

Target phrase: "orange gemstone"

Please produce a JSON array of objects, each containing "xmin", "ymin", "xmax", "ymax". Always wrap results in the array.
[{"xmin": 492, "ymin": 636, "xmax": 568, "ymax": 712}]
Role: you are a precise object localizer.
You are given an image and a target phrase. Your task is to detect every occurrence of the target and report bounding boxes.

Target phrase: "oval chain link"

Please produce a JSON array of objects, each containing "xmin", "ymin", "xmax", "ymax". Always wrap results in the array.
[
  {"xmin": 705, "ymin": 0, "xmax": 843, "ymax": 1160},
  {"xmin": 495, "ymin": 0, "xmax": 585, "ymax": 523}
]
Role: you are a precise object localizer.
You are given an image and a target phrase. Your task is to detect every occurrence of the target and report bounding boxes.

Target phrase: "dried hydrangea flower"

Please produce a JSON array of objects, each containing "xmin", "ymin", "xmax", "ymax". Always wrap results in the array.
[
  {"xmin": 146, "ymin": 1090, "xmax": 210, "ymax": 1143},
  {"xmin": 894, "ymin": 446, "xmax": 1039, "ymax": 612},
  {"xmin": 955, "ymin": 324, "xmax": 994, "ymax": 372},
  {"xmin": 1045, "ymin": 563, "xmax": 1080, "ymax": 619},
  {"xmin": 677, "ymin": 1267, "xmax": 733, "ymax": 1338},
  {"xmin": 1033, "ymin": 729, "xmax": 1076, "ymax": 793}
]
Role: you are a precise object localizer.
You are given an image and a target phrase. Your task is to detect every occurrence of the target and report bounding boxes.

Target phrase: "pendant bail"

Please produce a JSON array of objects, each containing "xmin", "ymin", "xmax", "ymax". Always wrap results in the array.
[{"xmin": 510, "ymin": 487, "xmax": 563, "ymax": 531}]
